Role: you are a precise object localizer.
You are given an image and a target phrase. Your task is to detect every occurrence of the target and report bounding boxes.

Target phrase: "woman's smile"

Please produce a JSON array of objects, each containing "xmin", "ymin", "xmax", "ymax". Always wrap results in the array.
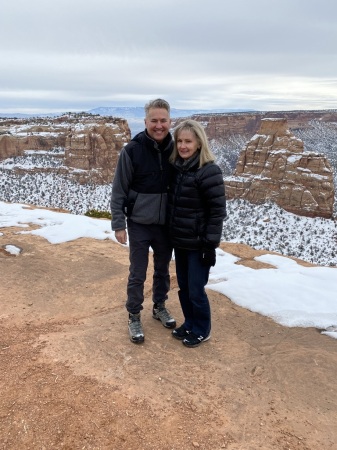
[{"xmin": 177, "ymin": 130, "xmax": 199, "ymax": 160}]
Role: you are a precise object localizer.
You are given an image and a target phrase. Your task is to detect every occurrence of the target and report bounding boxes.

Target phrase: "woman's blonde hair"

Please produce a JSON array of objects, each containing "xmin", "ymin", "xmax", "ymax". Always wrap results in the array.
[{"xmin": 170, "ymin": 119, "xmax": 215, "ymax": 167}]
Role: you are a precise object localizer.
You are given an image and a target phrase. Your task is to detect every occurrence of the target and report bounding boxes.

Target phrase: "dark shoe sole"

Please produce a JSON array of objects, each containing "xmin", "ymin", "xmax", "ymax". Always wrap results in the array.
[
  {"xmin": 182, "ymin": 335, "xmax": 211, "ymax": 348},
  {"xmin": 172, "ymin": 329, "xmax": 190, "ymax": 340},
  {"xmin": 152, "ymin": 315, "xmax": 176, "ymax": 329},
  {"xmin": 130, "ymin": 335, "xmax": 145, "ymax": 344},
  {"xmin": 172, "ymin": 332, "xmax": 185, "ymax": 340}
]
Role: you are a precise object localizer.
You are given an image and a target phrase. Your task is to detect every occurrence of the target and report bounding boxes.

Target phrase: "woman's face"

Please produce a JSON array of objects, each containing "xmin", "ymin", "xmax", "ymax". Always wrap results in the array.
[{"xmin": 176, "ymin": 129, "xmax": 200, "ymax": 160}]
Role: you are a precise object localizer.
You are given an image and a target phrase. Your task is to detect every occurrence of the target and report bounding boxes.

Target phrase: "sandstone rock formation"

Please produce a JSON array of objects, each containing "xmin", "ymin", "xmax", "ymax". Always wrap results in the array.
[
  {"xmin": 0, "ymin": 131, "xmax": 66, "ymax": 159},
  {"xmin": 0, "ymin": 114, "xmax": 130, "ymax": 184},
  {"xmin": 224, "ymin": 118, "xmax": 335, "ymax": 218},
  {"xmin": 173, "ymin": 109, "xmax": 337, "ymax": 140},
  {"xmin": 64, "ymin": 119, "xmax": 129, "ymax": 183}
]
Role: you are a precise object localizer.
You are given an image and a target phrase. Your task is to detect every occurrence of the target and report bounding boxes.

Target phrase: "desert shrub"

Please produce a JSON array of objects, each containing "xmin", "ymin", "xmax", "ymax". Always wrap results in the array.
[{"xmin": 85, "ymin": 209, "xmax": 111, "ymax": 219}]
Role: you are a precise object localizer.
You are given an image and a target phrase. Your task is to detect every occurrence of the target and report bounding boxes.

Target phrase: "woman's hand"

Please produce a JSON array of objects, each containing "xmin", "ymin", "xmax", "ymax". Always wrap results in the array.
[{"xmin": 201, "ymin": 248, "xmax": 216, "ymax": 266}]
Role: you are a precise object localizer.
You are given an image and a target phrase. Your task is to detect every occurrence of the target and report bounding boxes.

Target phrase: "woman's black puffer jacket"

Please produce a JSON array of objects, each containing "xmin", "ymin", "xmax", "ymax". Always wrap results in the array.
[{"xmin": 167, "ymin": 155, "xmax": 227, "ymax": 250}]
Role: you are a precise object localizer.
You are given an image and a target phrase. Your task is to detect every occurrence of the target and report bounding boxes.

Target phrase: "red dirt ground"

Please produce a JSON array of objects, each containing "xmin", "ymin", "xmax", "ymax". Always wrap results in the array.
[{"xmin": 1, "ymin": 223, "xmax": 337, "ymax": 450}]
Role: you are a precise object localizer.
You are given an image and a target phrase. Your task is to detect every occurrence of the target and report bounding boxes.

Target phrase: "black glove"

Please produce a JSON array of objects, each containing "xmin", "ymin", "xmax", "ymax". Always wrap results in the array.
[{"xmin": 201, "ymin": 248, "xmax": 216, "ymax": 267}]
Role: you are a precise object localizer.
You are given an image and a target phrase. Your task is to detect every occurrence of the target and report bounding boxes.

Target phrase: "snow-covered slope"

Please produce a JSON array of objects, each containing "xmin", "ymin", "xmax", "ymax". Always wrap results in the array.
[
  {"xmin": 0, "ymin": 159, "xmax": 336, "ymax": 266},
  {"xmin": 0, "ymin": 119, "xmax": 336, "ymax": 267}
]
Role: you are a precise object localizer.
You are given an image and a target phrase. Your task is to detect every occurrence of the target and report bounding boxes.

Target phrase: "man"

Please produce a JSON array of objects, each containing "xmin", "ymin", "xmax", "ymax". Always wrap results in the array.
[{"xmin": 111, "ymin": 99, "xmax": 176, "ymax": 343}]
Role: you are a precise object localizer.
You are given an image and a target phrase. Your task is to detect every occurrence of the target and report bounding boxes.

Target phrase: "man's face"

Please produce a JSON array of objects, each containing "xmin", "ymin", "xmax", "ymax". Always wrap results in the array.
[{"xmin": 145, "ymin": 108, "xmax": 171, "ymax": 143}]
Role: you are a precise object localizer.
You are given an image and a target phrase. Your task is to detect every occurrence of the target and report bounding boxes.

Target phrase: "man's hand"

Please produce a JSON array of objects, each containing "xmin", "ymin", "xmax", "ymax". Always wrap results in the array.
[{"xmin": 115, "ymin": 229, "xmax": 127, "ymax": 245}]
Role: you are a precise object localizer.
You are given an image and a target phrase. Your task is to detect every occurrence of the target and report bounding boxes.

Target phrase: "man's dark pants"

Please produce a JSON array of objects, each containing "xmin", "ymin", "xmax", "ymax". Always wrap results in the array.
[{"xmin": 126, "ymin": 220, "xmax": 172, "ymax": 314}]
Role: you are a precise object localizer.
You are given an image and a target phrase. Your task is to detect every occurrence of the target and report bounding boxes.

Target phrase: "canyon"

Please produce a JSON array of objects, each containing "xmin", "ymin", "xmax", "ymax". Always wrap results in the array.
[{"xmin": 1, "ymin": 109, "xmax": 336, "ymax": 219}]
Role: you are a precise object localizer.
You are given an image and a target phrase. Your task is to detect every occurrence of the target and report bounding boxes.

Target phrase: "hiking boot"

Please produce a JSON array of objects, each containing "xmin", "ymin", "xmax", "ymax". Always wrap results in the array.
[
  {"xmin": 182, "ymin": 332, "xmax": 210, "ymax": 348},
  {"xmin": 128, "ymin": 313, "xmax": 144, "ymax": 344},
  {"xmin": 172, "ymin": 324, "xmax": 190, "ymax": 340},
  {"xmin": 152, "ymin": 302, "xmax": 176, "ymax": 329}
]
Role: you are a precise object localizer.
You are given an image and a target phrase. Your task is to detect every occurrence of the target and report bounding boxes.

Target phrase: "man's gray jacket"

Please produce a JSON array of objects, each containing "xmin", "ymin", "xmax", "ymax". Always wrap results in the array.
[{"xmin": 110, "ymin": 130, "xmax": 173, "ymax": 231}]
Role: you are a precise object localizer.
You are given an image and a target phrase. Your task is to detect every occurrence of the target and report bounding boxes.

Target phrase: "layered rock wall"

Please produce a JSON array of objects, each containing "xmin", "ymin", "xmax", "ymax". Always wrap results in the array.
[
  {"xmin": 0, "ymin": 130, "xmax": 66, "ymax": 158},
  {"xmin": 174, "ymin": 109, "xmax": 337, "ymax": 140},
  {"xmin": 225, "ymin": 118, "xmax": 335, "ymax": 218},
  {"xmin": 65, "ymin": 121, "xmax": 129, "ymax": 183},
  {"xmin": 0, "ymin": 114, "xmax": 130, "ymax": 183}
]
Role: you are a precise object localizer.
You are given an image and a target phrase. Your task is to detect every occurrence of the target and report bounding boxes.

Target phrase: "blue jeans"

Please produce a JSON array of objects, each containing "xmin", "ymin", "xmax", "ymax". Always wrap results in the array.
[
  {"xmin": 126, "ymin": 220, "xmax": 172, "ymax": 314},
  {"xmin": 174, "ymin": 248, "xmax": 211, "ymax": 337}
]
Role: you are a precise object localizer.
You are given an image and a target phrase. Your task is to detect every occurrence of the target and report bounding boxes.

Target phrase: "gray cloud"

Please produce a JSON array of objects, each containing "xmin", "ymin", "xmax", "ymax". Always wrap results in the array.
[{"xmin": 1, "ymin": 0, "xmax": 337, "ymax": 113}]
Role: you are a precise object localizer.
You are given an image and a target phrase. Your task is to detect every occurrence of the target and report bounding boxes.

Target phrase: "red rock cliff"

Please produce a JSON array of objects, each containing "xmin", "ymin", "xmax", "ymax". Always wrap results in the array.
[
  {"xmin": 0, "ymin": 114, "xmax": 130, "ymax": 184},
  {"xmin": 224, "ymin": 118, "xmax": 334, "ymax": 218},
  {"xmin": 173, "ymin": 109, "xmax": 337, "ymax": 139}
]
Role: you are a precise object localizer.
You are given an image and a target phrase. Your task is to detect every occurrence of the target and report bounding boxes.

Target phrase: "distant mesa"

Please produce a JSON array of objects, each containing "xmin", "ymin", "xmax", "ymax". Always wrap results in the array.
[{"xmin": 224, "ymin": 118, "xmax": 335, "ymax": 219}]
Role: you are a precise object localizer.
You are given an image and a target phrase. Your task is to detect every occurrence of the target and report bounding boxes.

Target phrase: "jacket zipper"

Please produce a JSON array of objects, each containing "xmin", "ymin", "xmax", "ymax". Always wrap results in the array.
[{"xmin": 157, "ymin": 145, "xmax": 164, "ymax": 224}]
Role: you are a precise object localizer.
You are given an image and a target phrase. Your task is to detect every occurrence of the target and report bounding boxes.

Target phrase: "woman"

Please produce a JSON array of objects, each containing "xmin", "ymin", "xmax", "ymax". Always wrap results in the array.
[{"xmin": 168, "ymin": 119, "xmax": 227, "ymax": 347}]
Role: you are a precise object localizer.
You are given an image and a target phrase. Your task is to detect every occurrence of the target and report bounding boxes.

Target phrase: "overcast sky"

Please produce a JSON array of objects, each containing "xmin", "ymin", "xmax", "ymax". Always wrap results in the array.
[{"xmin": 1, "ymin": 0, "xmax": 337, "ymax": 114}]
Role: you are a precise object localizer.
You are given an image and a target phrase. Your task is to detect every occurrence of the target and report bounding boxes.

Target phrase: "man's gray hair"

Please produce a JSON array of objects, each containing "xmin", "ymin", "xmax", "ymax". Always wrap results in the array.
[{"xmin": 145, "ymin": 98, "xmax": 170, "ymax": 117}]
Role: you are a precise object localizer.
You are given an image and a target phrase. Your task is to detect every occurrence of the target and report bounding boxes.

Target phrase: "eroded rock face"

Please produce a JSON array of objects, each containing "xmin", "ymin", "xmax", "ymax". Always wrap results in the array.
[
  {"xmin": 64, "ymin": 120, "xmax": 130, "ymax": 183},
  {"xmin": 225, "ymin": 118, "xmax": 335, "ymax": 218},
  {"xmin": 174, "ymin": 109, "xmax": 337, "ymax": 140},
  {"xmin": 0, "ymin": 114, "xmax": 130, "ymax": 184},
  {"xmin": 0, "ymin": 131, "xmax": 66, "ymax": 159}
]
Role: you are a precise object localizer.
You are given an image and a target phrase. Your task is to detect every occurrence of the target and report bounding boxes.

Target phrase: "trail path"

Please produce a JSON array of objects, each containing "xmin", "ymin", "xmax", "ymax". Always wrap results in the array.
[{"xmin": 1, "ymin": 226, "xmax": 336, "ymax": 449}]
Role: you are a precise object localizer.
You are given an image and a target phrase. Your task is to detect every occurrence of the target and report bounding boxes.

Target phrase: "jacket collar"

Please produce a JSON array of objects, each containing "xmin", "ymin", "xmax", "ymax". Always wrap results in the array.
[
  {"xmin": 174, "ymin": 151, "xmax": 200, "ymax": 171},
  {"xmin": 138, "ymin": 129, "xmax": 173, "ymax": 152}
]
